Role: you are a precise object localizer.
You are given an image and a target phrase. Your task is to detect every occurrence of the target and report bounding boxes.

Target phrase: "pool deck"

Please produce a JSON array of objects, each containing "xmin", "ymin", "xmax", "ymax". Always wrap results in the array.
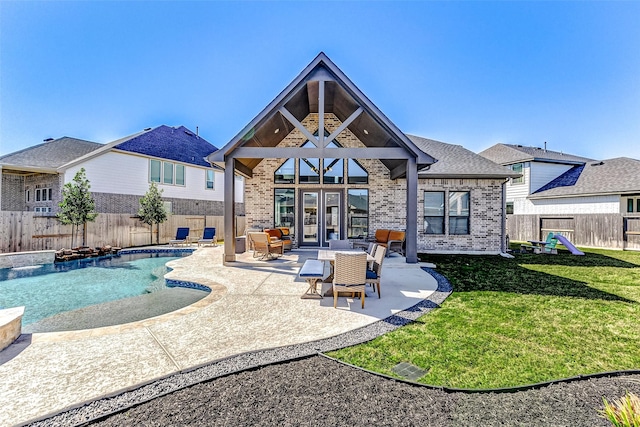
[{"xmin": 0, "ymin": 246, "xmax": 439, "ymax": 427}]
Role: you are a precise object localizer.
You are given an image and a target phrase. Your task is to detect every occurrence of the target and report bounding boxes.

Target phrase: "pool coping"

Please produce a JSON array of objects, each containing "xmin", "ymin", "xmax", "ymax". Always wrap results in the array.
[{"xmin": 28, "ymin": 248, "xmax": 227, "ymax": 343}]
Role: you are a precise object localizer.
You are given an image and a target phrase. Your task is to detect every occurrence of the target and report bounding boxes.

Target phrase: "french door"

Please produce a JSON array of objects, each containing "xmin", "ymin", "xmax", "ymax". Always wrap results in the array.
[{"xmin": 300, "ymin": 190, "xmax": 343, "ymax": 247}]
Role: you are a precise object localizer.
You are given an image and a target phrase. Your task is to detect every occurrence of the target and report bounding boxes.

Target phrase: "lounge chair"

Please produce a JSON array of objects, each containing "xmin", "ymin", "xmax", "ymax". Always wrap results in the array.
[
  {"xmin": 247, "ymin": 232, "xmax": 283, "ymax": 260},
  {"xmin": 197, "ymin": 227, "xmax": 216, "ymax": 247},
  {"xmin": 333, "ymin": 252, "xmax": 368, "ymax": 309},
  {"xmin": 365, "ymin": 246, "xmax": 386, "ymax": 298},
  {"xmin": 328, "ymin": 239, "xmax": 351, "ymax": 250},
  {"xmin": 169, "ymin": 227, "xmax": 190, "ymax": 246}
]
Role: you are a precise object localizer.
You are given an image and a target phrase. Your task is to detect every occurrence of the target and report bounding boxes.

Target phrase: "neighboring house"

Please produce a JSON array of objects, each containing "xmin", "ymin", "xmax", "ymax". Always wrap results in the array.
[
  {"xmin": 0, "ymin": 125, "xmax": 244, "ymax": 216},
  {"xmin": 208, "ymin": 52, "xmax": 518, "ymax": 262},
  {"xmin": 479, "ymin": 143, "xmax": 640, "ymax": 250}
]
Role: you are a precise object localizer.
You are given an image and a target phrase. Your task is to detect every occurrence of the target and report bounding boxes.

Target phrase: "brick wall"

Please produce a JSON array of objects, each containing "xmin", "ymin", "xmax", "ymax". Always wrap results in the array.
[
  {"xmin": 417, "ymin": 178, "xmax": 504, "ymax": 251},
  {"xmin": 92, "ymin": 192, "xmax": 244, "ymax": 216},
  {"xmin": 244, "ymin": 113, "xmax": 505, "ymax": 252},
  {"xmin": 1, "ymin": 173, "xmax": 26, "ymax": 211}
]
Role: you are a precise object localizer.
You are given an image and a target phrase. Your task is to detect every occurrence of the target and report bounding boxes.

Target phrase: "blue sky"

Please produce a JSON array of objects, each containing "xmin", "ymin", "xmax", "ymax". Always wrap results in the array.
[{"xmin": 1, "ymin": 1, "xmax": 639, "ymax": 160}]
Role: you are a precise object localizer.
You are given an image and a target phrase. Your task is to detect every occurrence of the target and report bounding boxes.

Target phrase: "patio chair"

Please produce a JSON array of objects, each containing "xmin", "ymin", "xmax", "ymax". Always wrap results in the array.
[
  {"xmin": 169, "ymin": 227, "xmax": 190, "ymax": 246},
  {"xmin": 333, "ymin": 251, "xmax": 368, "ymax": 309},
  {"xmin": 265, "ymin": 228, "xmax": 292, "ymax": 251},
  {"xmin": 197, "ymin": 227, "xmax": 217, "ymax": 247},
  {"xmin": 380, "ymin": 230, "xmax": 406, "ymax": 257},
  {"xmin": 366, "ymin": 246, "xmax": 386, "ymax": 298},
  {"xmin": 329, "ymin": 239, "xmax": 352, "ymax": 250},
  {"xmin": 247, "ymin": 231, "xmax": 283, "ymax": 260}
]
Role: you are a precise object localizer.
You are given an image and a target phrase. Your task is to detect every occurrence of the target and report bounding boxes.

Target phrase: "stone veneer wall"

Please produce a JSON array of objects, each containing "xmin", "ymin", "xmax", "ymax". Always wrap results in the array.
[{"xmin": 244, "ymin": 113, "xmax": 505, "ymax": 253}]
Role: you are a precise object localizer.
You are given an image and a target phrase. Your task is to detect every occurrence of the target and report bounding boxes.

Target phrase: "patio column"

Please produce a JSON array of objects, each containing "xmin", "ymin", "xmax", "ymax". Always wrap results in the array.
[
  {"xmin": 223, "ymin": 157, "xmax": 236, "ymax": 263},
  {"xmin": 405, "ymin": 157, "xmax": 418, "ymax": 263}
]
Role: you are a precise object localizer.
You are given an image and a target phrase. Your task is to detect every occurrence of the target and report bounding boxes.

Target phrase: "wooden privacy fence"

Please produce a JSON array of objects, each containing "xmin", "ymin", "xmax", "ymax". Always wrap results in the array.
[
  {"xmin": 0, "ymin": 211, "xmax": 246, "ymax": 253},
  {"xmin": 506, "ymin": 213, "xmax": 640, "ymax": 250}
]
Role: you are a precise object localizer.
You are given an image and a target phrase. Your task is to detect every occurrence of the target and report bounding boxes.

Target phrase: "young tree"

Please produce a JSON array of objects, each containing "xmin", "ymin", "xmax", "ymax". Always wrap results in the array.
[
  {"xmin": 57, "ymin": 167, "xmax": 98, "ymax": 247},
  {"xmin": 138, "ymin": 182, "xmax": 168, "ymax": 244}
]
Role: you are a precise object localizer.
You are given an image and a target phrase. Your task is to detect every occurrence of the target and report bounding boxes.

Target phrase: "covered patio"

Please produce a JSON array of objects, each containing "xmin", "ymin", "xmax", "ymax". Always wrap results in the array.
[{"xmin": 208, "ymin": 53, "xmax": 435, "ymax": 264}]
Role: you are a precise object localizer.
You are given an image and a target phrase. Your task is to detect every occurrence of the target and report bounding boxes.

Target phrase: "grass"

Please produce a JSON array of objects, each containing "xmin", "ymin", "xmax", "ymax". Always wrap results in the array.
[{"xmin": 327, "ymin": 245, "xmax": 640, "ymax": 389}]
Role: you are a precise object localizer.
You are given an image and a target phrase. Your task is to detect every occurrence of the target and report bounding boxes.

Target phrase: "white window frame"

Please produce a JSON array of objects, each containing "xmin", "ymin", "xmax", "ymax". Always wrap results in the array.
[
  {"xmin": 206, "ymin": 169, "xmax": 215, "ymax": 190},
  {"xmin": 35, "ymin": 188, "xmax": 52, "ymax": 202},
  {"xmin": 149, "ymin": 159, "xmax": 186, "ymax": 187},
  {"xmin": 510, "ymin": 163, "xmax": 524, "ymax": 185}
]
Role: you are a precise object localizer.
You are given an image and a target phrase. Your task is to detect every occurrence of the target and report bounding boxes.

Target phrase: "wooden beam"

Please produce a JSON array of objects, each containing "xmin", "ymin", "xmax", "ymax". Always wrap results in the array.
[
  {"xmin": 279, "ymin": 107, "xmax": 318, "ymax": 145},
  {"xmin": 318, "ymin": 80, "xmax": 325, "ymax": 147},
  {"xmin": 232, "ymin": 146, "xmax": 412, "ymax": 160},
  {"xmin": 326, "ymin": 107, "xmax": 363, "ymax": 143},
  {"xmin": 389, "ymin": 163, "xmax": 407, "ymax": 180}
]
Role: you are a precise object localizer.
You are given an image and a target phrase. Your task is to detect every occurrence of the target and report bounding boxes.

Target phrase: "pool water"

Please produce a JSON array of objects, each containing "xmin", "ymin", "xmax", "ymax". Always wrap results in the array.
[{"xmin": 0, "ymin": 251, "xmax": 197, "ymax": 326}]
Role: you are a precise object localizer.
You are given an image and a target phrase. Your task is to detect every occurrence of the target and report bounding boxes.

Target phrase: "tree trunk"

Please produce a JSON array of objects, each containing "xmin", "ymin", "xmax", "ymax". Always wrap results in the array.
[{"xmin": 82, "ymin": 222, "xmax": 87, "ymax": 246}]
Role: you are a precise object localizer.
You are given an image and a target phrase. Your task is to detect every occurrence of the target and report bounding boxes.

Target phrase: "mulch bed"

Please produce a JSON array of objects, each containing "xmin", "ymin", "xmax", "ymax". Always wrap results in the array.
[{"xmin": 87, "ymin": 356, "xmax": 640, "ymax": 427}]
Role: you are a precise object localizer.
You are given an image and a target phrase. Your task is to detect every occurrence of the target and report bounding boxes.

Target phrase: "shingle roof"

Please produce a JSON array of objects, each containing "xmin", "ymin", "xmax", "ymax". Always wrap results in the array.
[
  {"xmin": 0, "ymin": 137, "xmax": 102, "ymax": 170},
  {"xmin": 60, "ymin": 125, "xmax": 218, "ymax": 170},
  {"xmin": 407, "ymin": 135, "xmax": 520, "ymax": 179},
  {"xmin": 529, "ymin": 157, "xmax": 640, "ymax": 199},
  {"xmin": 479, "ymin": 143, "xmax": 594, "ymax": 165},
  {"xmin": 114, "ymin": 125, "xmax": 218, "ymax": 167}
]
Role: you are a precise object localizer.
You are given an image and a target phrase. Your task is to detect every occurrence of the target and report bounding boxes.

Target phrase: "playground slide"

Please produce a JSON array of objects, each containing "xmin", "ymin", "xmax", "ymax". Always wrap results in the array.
[{"xmin": 554, "ymin": 234, "xmax": 585, "ymax": 256}]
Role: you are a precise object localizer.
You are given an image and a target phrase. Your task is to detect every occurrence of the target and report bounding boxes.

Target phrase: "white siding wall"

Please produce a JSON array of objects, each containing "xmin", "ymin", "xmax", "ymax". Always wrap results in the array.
[
  {"xmin": 505, "ymin": 162, "xmax": 530, "ymax": 201},
  {"xmin": 516, "ymin": 195, "xmax": 620, "ymax": 214},
  {"xmin": 63, "ymin": 151, "xmax": 243, "ymax": 202},
  {"xmin": 529, "ymin": 162, "xmax": 574, "ymax": 193}
]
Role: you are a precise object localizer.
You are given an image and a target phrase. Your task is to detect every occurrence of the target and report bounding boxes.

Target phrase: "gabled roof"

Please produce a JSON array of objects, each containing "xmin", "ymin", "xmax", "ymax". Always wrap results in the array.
[
  {"xmin": 208, "ymin": 52, "xmax": 435, "ymax": 177},
  {"xmin": 408, "ymin": 135, "xmax": 520, "ymax": 179},
  {"xmin": 529, "ymin": 157, "xmax": 640, "ymax": 199},
  {"xmin": 0, "ymin": 137, "xmax": 102, "ymax": 174},
  {"xmin": 479, "ymin": 143, "xmax": 594, "ymax": 166},
  {"xmin": 60, "ymin": 125, "xmax": 217, "ymax": 170}
]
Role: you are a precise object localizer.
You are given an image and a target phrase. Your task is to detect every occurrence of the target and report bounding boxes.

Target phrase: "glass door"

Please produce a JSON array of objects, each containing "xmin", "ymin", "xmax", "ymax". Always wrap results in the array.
[
  {"xmin": 299, "ymin": 190, "xmax": 343, "ymax": 247},
  {"xmin": 325, "ymin": 192, "xmax": 341, "ymax": 242},
  {"xmin": 302, "ymin": 192, "xmax": 319, "ymax": 245}
]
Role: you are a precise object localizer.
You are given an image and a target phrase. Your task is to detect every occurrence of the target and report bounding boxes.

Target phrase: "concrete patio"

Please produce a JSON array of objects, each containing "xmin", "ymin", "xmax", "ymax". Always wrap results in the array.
[{"xmin": 0, "ymin": 246, "xmax": 440, "ymax": 426}]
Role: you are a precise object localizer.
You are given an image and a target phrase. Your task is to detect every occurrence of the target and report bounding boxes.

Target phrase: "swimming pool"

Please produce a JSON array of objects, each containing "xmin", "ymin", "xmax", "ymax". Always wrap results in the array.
[{"xmin": 0, "ymin": 249, "xmax": 209, "ymax": 331}]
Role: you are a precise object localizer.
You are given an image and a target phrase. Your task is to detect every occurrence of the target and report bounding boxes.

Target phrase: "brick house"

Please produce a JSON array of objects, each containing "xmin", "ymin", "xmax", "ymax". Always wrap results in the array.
[
  {"xmin": 0, "ymin": 125, "xmax": 244, "ymax": 217},
  {"xmin": 208, "ymin": 53, "xmax": 517, "ymax": 263}
]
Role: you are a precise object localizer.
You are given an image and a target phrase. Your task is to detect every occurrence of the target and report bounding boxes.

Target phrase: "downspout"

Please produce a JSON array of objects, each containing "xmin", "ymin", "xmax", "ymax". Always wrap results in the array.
[{"xmin": 501, "ymin": 178, "xmax": 508, "ymax": 254}]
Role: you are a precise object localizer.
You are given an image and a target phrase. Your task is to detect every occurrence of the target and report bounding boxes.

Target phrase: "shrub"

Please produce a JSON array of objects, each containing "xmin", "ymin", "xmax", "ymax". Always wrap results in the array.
[{"xmin": 600, "ymin": 391, "xmax": 640, "ymax": 427}]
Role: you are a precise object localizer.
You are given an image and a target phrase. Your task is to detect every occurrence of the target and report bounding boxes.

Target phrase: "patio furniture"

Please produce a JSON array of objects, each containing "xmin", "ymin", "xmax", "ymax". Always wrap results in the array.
[
  {"xmin": 521, "ymin": 232, "xmax": 558, "ymax": 254},
  {"xmin": 380, "ymin": 230, "xmax": 406, "ymax": 257},
  {"xmin": 333, "ymin": 252, "xmax": 368, "ymax": 309},
  {"xmin": 277, "ymin": 227, "xmax": 294, "ymax": 250},
  {"xmin": 366, "ymin": 246, "xmax": 386, "ymax": 298},
  {"xmin": 328, "ymin": 239, "xmax": 351, "ymax": 250},
  {"xmin": 247, "ymin": 232, "xmax": 283, "ymax": 260},
  {"xmin": 298, "ymin": 259, "xmax": 326, "ymax": 299},
  {"xmin": 169, "ymin": 227, "xmax": 190, "ymax": 246},
  {"xmin": 197, "ymin": 227, "xmax": 217, "ymax": 247},
  {"xmin": 265, "ymin": 228, "xmax": 292, "ymax": 251}
]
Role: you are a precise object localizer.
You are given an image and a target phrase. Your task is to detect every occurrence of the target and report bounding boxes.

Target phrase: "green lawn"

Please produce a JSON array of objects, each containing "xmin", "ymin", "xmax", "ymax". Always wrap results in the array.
[{"xmin": 327, "ymin": 245, "xmax": 640, "ymax": 389}]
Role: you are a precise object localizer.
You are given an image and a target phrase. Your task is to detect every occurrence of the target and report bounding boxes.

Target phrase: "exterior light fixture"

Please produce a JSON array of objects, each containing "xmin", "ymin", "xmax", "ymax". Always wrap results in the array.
[
  {"xmin": 274, "ymin": 128, "xmax": 280, "ymax": 134},
  {"xmin": 363, "ymin": 129, "xmax": 369, "ymax": 135}
]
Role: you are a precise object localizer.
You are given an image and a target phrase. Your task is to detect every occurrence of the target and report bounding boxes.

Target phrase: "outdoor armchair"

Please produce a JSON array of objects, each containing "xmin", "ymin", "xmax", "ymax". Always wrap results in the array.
[
  {"xmin": 247, "ymin": 232, "xmax": 283, "ymax": 260},
  {"xmin": 332, "ymin": 251, "xmax": 368, "ymax": 309}
]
